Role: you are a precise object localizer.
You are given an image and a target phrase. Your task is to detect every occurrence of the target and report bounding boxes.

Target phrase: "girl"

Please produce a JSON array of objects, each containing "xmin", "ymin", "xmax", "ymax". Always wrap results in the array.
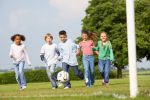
[
  {"xmin": 9, "ymin": 34, "xmax": 31, "ymax": 90},
  {"xmin": 40, "ymin": 33, "xmax": 59, "ymax": 89},
  {"xmin": 79, "ymin": 30, "xmax": 96, "ymax": 87},
  {"xmin": 93, "ymin": 32, "xmax": 114, "ymax": 86}
]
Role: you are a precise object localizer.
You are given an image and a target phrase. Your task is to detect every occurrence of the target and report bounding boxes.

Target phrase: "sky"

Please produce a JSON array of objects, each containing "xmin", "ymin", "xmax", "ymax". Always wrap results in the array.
[{"xmin": 0, "ymin": 0, "xmax": 149, "ymax": 70}]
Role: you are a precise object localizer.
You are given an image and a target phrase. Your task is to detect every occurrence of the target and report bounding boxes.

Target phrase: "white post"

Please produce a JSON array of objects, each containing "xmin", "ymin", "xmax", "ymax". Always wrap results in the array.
[{"xmin": 126, "ymin": 0, "xmax": 138, "ymax": 98}]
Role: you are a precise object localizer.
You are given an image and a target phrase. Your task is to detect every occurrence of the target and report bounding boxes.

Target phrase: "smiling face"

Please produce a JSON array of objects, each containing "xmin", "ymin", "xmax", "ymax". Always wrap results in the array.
[
  {"xmin": 81, "ymin": 33, "xmax": 88, "ymax": 41},
  {"xmin": 59, "ymin": 34, "xmax": 67, "ymax": 43},
  {"xmin": 14, "ymin": 36, "xmax": 22, "ymax": 45},
  {"xmin": 100, "ymin": 32, "xmax": 107, "ymax": 42}
]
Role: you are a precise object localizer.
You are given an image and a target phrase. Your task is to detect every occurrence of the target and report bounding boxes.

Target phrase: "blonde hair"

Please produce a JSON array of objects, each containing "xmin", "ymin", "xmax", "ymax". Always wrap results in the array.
[{"xmin": 44, "ymin": 33, "xmax": 53, "ymax": 40}]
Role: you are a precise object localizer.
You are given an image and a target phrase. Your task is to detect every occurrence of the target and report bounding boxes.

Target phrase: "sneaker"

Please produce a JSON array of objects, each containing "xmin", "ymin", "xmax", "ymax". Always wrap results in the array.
[
  {"xmin": 64, "ymin": 86, "xmax": 70, "ymax": 89},
  {"xmin": 86, "ymin": 85, "xmax": 90, "ymax": 88},
  {"xmin": 20, "ymin": 86, "xmax": 26, "ymax": 90},
  {"xmin": 52, "ymin": 87, "xmax": 57, "ymax": 89},
  {"xmin": 22, "ymin": 86, "xmax": 27, "ymax": 89}
]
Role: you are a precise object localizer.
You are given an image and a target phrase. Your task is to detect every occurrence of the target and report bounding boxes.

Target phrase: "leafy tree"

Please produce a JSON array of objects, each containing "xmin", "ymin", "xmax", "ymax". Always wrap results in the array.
[{"xmin": 80, "ymin": 0, "xmax": 150, "ymax": 78}]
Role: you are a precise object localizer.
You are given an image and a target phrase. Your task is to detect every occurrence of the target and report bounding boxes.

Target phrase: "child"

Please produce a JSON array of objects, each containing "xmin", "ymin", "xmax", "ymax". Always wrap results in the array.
[
  {"xmin": 79, "ymin": 30, "xmax": 96, "ymax": 87},
  {"xmin": 9, "ymin": 34, "xmax": 31, "ymax": 90},
  {"xmin": 58, "ymin": 30, "xmax": 84, "ymax": 89},
  {"xmin": 93, "ymin": 32, "xmax": 114, "ymax": 86},
  {"xmin": 40, "ymin": 33, "xmax": 59, "ymax": 89}
]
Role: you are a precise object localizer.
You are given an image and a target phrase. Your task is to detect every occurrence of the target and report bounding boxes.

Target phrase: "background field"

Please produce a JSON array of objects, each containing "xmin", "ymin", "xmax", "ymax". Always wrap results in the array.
[{"xmin": 0, "ymin": 75, "xmax": 149, "ymax": 100}]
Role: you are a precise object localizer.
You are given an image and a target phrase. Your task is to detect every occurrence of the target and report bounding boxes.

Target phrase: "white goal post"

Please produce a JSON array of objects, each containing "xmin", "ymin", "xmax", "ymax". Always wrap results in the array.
[{"xmin": 126, "ymin": 0, "xmax": 138, "ymax": 98}]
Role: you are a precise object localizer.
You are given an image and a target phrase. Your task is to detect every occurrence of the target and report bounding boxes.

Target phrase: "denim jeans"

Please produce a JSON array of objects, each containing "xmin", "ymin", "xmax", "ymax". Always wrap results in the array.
[
  {"xmin": 82, "ymin": 55, "xmax": 94, "ymax": 86},
  {"xmin": 62, "ymin": 62, "xmax": 84, "ymax": 88},
  {"xmin": 46, "ymin": 64, "xmax": 58, "ymax": 88},
  {"xmin": 14, "ymin": 61, "xmax": 26, "ymax": 88},
  {"xmin": 98, "ymin": 59, "xmax": 111, "ymax": 83}
]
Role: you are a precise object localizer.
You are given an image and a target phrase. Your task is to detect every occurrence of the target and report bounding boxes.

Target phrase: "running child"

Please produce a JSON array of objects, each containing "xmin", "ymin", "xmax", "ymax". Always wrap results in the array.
[
  {"xmin": 79, "ymin": 30, "xmax": 96, "ymax": 87},
  {"xmin": 9, "ymin": 34, "xmax": 31, "ymax": 90},
  {"xmin": 93, "ymin": 32, "xmax": 114, "ymax": 86},
  {"xmin": 58, "ymin": 30, "xmax": 84, "ymax": 89},
  {"xmin": 40, "ymin": 33, "xmax": 59, "ymax": 89}
]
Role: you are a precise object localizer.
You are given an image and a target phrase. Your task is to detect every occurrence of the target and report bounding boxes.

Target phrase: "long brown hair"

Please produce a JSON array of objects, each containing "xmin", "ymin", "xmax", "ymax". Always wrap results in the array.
[{"xmin": 81, "ymin": 30, "xmax": 98, "ymax": 41}]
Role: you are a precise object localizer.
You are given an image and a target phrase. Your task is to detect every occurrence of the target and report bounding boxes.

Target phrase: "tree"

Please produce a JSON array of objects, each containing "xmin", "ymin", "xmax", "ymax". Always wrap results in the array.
[{"xmin": 81, "ymin": 0, "xmax": 150, "ymax": 78}]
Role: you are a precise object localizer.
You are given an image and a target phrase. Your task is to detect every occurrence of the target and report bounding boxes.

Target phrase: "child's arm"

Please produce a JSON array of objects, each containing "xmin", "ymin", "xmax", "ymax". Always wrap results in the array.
[
  {"xmin": 93, "ymin": 41, "xmax": 100, "ymax": 55},
  {"xmin": 55, "ymin": 45, "xmax": 60, "ymax": 56},
  {"xmin": 40, "ymin": 46, "xmax": 45, "ymax": 61},
  {"xmin": 9, "ymin": 45, "xmax": 14, "ymax": 58},
  {"xmin": 23, "ymin": 46, "xmax": 31, "ymax": 65},
  {"xmin": 109, "ymin": 42, "xmax": 114, "ymax": 62},
  {"xmin": 76, "ymin": 45, "xmax": 80, "ymax": 56},
  {"xmin": 57, "ymin": 44, "xmax": 63, "ymax": 61}
]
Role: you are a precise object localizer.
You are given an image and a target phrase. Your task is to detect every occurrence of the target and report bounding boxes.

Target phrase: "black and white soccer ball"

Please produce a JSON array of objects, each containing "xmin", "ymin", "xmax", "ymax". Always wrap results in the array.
[{"xmin": 57, "ymin": 71, "xmax": 69, "ymax": 83}]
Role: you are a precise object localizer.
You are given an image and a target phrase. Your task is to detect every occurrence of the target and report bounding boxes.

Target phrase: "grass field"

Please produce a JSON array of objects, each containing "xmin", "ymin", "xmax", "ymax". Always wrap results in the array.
[{"xmin": 0, "ymin": 75, "xmax": 150, "ymax": 100}]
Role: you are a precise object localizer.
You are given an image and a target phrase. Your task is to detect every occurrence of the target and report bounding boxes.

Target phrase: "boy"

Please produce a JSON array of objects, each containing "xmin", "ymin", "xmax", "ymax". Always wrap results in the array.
[
  {"xmin": 58, "ymin": 30, "xmax": 84, "ymax": 89},
  {"xmin": 40, "ymin": 33, "xmax": 59, "ymax": 89}
]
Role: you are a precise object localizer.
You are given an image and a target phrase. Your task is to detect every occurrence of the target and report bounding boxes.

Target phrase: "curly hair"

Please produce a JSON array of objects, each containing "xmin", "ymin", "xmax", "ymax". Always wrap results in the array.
[{"xmin": 11, "ymin": 34, "xmax": 26, "ymax": 41}]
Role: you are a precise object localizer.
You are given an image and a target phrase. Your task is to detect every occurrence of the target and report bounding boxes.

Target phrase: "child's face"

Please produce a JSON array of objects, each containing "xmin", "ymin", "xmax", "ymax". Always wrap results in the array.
[
  {"xmin": 14, "ymin": 36, "xmax": 22, "ymax": 45},
  {"xmin": 45, "ymin": 36, "xmax": 52, "ymax": 43},
  {"xmin": 82, "ymin": 33, "xmax": 88, "ymax": 40},
  {"xmin": 59, "ymin": 35, "xmax": 67, "ymax": 43},
  {"xmin": 100, "ymin": 33, "xmax": 107, "ymax": 42}
]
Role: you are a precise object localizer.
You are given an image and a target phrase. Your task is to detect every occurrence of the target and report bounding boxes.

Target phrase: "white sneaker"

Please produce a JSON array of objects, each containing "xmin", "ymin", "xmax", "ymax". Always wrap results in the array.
[
  {"xmin": 22, "ymin": 86, "xmax": 27, "ymax": 90},
  {"xmin": 52, "ymin": 87, "xmax": 57, "ymax": 89},
  {"xmin": 64, "ymin": 87, "xmax": 70, "ymax": 89}
]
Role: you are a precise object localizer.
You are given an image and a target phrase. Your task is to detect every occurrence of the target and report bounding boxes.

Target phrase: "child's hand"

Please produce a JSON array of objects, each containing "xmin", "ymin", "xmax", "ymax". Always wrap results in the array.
[{"xmin": 95, "ymin": 51, "xmax": 99, "ymax": 55}]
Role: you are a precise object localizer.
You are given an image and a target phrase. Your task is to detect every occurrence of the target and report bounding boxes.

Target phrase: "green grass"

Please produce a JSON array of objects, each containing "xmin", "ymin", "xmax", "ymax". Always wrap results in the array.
[{"xmin": 0, "ymin": 75, "xmax": 150, "ymax": 100}]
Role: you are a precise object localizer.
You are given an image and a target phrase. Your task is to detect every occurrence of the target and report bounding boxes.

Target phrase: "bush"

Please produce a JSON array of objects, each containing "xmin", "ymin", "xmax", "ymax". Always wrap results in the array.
[{"xmin": 0, "ymin": 67, "xmax": 117, "ymax": 84}]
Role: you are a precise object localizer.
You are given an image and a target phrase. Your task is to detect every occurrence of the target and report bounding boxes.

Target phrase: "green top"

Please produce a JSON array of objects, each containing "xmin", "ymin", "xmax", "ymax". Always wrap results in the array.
[{"xmin": 93, "ymin": 41, "xmax": 114, "ymax": 61}]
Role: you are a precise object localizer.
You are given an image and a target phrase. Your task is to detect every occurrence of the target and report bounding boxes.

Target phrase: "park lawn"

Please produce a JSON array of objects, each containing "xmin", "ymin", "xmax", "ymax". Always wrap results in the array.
[{"xmin": 0, "ymin": 75, "xmax": 149, "ymax": 100}]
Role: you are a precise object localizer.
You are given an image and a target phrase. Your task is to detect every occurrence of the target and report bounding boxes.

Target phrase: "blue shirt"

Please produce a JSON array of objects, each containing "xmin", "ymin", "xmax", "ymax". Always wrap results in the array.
[{"xmin": 58, "ymin": 39, "xmax": 79, "ymax": 66}]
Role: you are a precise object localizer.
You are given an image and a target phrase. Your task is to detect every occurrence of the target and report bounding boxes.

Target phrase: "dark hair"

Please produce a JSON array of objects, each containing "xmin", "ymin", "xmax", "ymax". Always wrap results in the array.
[
  {"xmin": 59, "ymin": 30, "xmax": 67, "ymax": 36},
  {"xmin": 81, "ymin": 30, "xmax": 98, "ymax": 40},
  {"xmin": 81, "ymin": 30, "xmax": 88, "ymax": 35},
  {"xmin": 11, "ymin": 34, "xmax": 26, "ymax": 41}
]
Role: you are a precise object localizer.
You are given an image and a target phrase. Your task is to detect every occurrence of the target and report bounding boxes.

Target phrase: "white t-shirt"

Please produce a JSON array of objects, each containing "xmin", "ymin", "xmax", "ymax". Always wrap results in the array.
[
  {"xmin": 58, "ymin": 39, "xmax": 79, "ymax": 66},
  {"xmin": 40, "ymin": 43, "xmax": 59, "ymax": 66},
  {"xmin": 9, "ymin": 43, "xmax": 31, "ymax": 65}
]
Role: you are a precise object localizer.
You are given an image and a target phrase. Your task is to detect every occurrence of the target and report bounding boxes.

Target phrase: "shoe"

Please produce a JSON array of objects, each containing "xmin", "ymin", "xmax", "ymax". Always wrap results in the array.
[
  {"xmin": 52, "ymin": 87, "xmax": 57, "ymax": 89},
  {"xmin": 64, "ymin": 86, "xmax": 70, "ymax": 89},
  {"xmin": 20, "ymin": 86, "xmax": 26, "ymax": 90},
  {"xmin": 22, "ymin": 86, "xmax": 26, "ymax": 89}
]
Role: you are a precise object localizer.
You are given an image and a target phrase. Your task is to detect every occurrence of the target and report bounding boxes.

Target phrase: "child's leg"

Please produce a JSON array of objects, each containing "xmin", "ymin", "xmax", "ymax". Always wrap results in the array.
[
  {"xmin": 104, "ymin": 60, "xmax": 111, "ymax": 83},
  {"xmin": 89, "ymin": 56, "xmax": 95, "ymax": 85},
  {"xmin": 14, "ymin": 64, "xmax": 21, "ymax": 88},
  {"xmin": 72, "ymin": 65, "xmax": 84, "ymax": 80},
  {"xmin": 98, "ymin": 60, "xmax": 105, "ymax": 80},
  {"xmin": 46, "ymin": 64, "xmax": 57, "ymax": 88},
  {"xmin": 82, "ymin": 56, "xmax": 90, "ymax": 86},
  {"xmin": 62, "ymin": 63, "xmax": 71, "ymax": 88},
  {"xmin": 18, "ymin": 61, "xmax": 26, "ymax": 87}
]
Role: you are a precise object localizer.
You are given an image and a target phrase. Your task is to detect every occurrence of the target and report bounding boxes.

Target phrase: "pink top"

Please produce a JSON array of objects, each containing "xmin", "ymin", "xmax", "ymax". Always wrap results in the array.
[{"xmin": 79, "ymin": 40, "xmax": 94, "ymax": 55}]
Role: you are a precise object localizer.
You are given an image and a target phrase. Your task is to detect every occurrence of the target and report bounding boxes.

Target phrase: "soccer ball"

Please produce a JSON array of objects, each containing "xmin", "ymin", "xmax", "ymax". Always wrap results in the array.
[{"xmin": 57, "ymin": 71, "xmax": 69, "ymax": 83}]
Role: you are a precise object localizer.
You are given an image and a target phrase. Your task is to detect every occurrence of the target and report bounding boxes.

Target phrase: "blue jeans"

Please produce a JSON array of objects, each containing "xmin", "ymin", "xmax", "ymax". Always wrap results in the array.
[
  {"xmin": 82, "ymin": 55, "xmax": 94, "ymax": 86},
  {"xmin": 46, "ymin": 64, "xmax": 57, "ymax": 88},
  {"xmin": 98, "ymin": 59, "xmax": 111, "ymax": 83},
  {"xmin": 62, "ymin": 62, "xmax": 84, "ymax": 88},
  {"xmin": 14, "ymin": 61, "xmax": 26, "ymax": 88}
]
